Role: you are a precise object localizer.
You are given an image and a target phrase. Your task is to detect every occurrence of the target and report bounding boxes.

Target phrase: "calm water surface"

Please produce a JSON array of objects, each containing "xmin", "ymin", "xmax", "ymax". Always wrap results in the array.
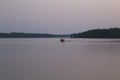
[{"xmin": 0, "ymin": 38, "xmax": 120, "ymax": 80}]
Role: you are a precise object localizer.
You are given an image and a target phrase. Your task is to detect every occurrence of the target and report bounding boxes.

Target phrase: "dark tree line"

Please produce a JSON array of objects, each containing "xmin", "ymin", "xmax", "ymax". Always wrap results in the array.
[
  {"xmin": 0, "ymin": 32, "xmax": 55, "ymax": 38},
  {"xmin": 71, "ymin": 28, "xmax": 120, "ymax": 38},
  {"xmin": 0, "ymin": 32, "xmax": 69, "ymax": 38}
]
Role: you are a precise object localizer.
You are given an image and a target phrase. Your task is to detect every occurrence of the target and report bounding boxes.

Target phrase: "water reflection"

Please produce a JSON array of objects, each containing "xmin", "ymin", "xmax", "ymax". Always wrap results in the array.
[{"xmin": 0, "ymin": 39, "xmax": 120, "ymax": 80}]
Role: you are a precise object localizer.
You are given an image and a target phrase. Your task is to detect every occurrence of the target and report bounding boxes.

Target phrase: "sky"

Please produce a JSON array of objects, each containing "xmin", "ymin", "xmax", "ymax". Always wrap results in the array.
[{"xmin": 0, "ymin": 0, "xmax": 120, "ymax": 34}]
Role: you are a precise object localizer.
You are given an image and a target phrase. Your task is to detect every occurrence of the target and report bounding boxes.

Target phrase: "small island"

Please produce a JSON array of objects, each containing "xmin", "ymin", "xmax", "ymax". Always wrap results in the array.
[{"xmin": 71, "ymin": 28, "xmax": 120, "ymax": 38}]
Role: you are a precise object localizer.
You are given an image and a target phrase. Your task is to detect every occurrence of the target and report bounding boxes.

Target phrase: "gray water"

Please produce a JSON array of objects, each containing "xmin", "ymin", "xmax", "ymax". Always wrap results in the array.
[{"xmin": 0, "ymin": 38, "xmax": 120, "ymax": 80}]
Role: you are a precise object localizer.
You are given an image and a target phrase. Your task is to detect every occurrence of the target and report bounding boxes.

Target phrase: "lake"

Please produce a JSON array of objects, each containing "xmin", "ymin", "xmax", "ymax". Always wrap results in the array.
[{"xmin": 0, "ymin": 38, "xmax": 120, "ymax": 80}]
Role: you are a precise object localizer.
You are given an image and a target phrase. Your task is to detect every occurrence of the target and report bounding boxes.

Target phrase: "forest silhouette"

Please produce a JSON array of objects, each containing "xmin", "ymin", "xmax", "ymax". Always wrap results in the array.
[
  {"xmin": 71, "ymin": 28, "xmax": 120, "ymax": 38},
  {"xmin": 0, "ymin": 32, "xmax": 69, "ymax": 38},
  {"xmin": 1, "ymin": 28, "xmax": 120, "ymax": 38}
]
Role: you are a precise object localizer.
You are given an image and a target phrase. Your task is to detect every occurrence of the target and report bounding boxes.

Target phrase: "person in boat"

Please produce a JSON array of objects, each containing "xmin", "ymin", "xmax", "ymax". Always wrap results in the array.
[{"xmin": 60, "ymin": 39, "xmax": 65, "ymax": 42}]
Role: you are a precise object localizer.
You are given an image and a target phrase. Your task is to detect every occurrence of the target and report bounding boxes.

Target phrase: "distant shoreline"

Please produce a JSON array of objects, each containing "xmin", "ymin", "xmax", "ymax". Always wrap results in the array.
[
  {"xmin": 0, "ymin": 32, "xmax": 70, "ymax": 38},
  {"xmin": 71, "ymin": 28, "xmax": 120, "ymax": 38},
  {"xmin": 1, "ymin": 28, "xmax": 120, "ymax": 39}
]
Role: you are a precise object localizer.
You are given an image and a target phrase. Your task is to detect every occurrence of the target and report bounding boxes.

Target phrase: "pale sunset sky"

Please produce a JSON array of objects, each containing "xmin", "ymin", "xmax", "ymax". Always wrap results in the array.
[{"xmin": 0, "ymin": 0, "xmax": 120, "ymax": 34}]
